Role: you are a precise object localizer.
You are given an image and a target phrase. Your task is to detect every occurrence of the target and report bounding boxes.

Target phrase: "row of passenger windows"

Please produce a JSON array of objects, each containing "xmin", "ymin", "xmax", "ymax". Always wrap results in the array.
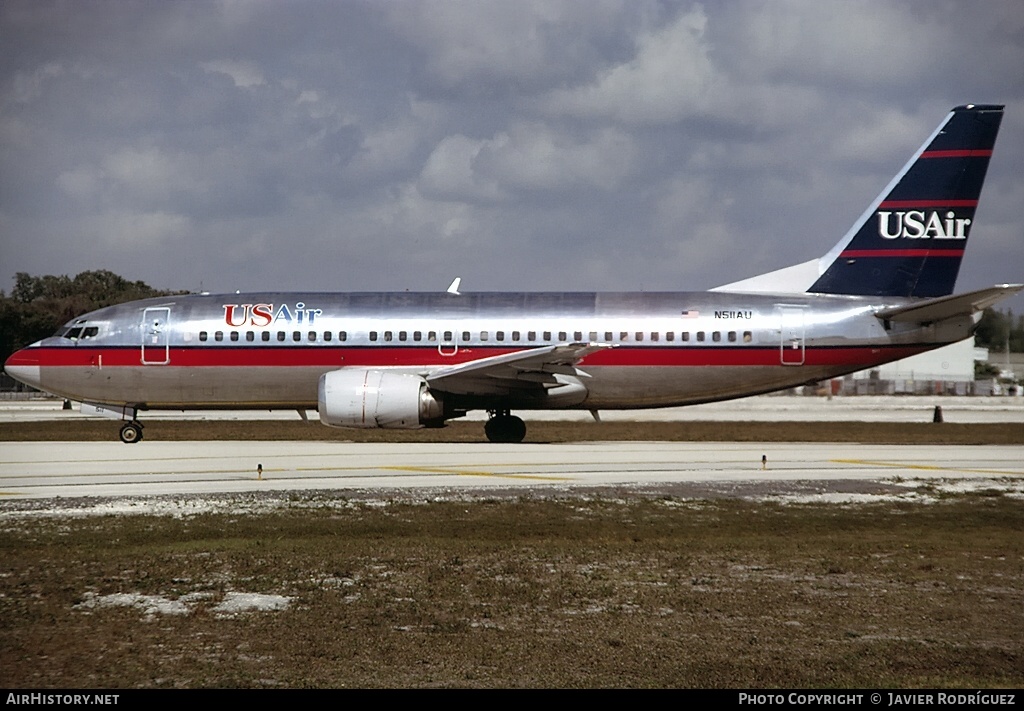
[
  {"xmin": 197, "ymin": 329, "xmax": 754, "ymax": 344},
  {"xmin": 200, "ymin": 330, "xmax": 349, "ymax": 343}
]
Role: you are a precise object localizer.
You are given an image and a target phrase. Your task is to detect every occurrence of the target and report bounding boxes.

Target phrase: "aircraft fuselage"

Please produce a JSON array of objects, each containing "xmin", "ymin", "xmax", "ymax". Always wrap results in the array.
[{"xmin": 7, "ymin": 289, "xmax": 969, "ymax": 414}]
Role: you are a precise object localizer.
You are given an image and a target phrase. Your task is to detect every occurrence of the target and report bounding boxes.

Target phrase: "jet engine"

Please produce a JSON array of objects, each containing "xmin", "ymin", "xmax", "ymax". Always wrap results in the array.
[{"xmin": 318, "ymin": 369, "xmax": 444, "ymax": 429}]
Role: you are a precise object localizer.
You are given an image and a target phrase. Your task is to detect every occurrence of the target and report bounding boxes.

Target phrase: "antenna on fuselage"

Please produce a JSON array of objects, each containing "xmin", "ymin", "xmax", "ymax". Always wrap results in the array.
[{"xmin": 447, "ymin": 277, "xmax": 462, "ymax": 295}]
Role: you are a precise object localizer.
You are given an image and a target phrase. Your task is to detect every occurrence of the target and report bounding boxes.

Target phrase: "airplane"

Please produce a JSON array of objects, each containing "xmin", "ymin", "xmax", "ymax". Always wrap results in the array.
[{"xmin": 4, "ymin": 104, "xmax": 1021, "ymax": 444}]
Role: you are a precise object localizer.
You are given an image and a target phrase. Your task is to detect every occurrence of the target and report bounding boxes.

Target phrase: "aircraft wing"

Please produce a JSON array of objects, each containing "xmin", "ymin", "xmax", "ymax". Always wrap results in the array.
[
  {"xmin": 426, "ymin": 343, "xmax": 612, "ymax": 395},
  {"xmin": 875, "ymin": 284, "xmax": 1024, "ymax": 323}
]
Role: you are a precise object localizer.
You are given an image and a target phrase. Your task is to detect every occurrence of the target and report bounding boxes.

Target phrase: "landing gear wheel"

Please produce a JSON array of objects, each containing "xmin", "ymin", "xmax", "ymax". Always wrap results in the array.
[
  {"xmin": 484, "ymin": 414, "xmax": 526, "ymax": 443},
  {"xmin": 119, "ymin": 422, "xmax": 144, "ymax": 444}
]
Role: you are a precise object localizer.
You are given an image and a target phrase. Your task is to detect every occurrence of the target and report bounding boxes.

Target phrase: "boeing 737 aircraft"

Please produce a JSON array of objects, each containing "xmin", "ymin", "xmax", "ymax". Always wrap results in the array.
[{"xmin": 5, "ymin": 104, "xmax": 1021, "ymax": 443}]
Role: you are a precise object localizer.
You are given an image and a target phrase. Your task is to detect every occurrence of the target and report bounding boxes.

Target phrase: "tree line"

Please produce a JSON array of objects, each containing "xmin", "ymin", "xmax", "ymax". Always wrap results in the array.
[
  {"xmin": 974, "ymin": 307, "xmax": 1024, "ymax": 353},
  {"xmin": 0, "ymin": 271, "xmax": 178, "ymax": 366}
]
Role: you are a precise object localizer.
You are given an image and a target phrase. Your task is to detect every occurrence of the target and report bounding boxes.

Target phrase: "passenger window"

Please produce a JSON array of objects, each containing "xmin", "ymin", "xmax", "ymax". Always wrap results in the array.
[
  {"xmin": 512, "ymin": 331, "xmax": 520, "ymax": 341},
  {"xmin": 604, "ymin": 332, "xmax": 612, "ymax": 342},
  {"xmin": 743, "ymin": 331, "xmax": 752, "ymax": 343},
  {"xmin": 277, "ymin": 331, "xmax": 286, "ymax": 342},
  {"xmin": 399, "ymin": 331, "xmax": 407, "ymax": 341},
  {"xmin": 651, "ymin": 332, "xmax": 659, "ymax": 342},
  {"xmin": 230, "ymin": 331, "xmax": 239, "ymax": 342},
  {"xmin": 245, "ymin": 331, "xmax": 254, "ymax": 342},
  {"xmin": 262, "ymin": 331, "xmax": 270, "ymax": 342},
  {"xmin": 383, "ymin": 331, "xmax": 393, "ymax": 342},
  {"xmin": 620, "ymin": 331, "xmax": 629, "ymax": 341},
  {"xmin": 589, "ymin": 331, "xmax": 598, "ymax": 342},
  {"xmin": 574, "ymin": 331, "xmax": 583, "ymax": 341},
  {"xmin": 308, "ymin": 331, "xmax": 317, "ymax": 342},
  {"xmin": 728, "ymin": 331, "xmax": 736, "ymax": 343},
  {"xmin": 666, "ymin": 332, "xmax": 675, "ymax": 342},
  {"xmin": 215, "ymin": 331, "xmax": 224, "ymax": 342},
  {"xmin": 428, "ymin": 331, "xmax": 436, "ymax": 342},
  {"xmin": 293, "ymin": 331, "xmax": 301, "ymax": 342},
  {"xmin": 369, "ymin": 331, "xmax": 378, "ymax": 342},
  {"xmin": 496, "ymin": 331, "xmax": 504, "ymax": 342},
  {"xmin": 340, "ymin": 331, "xmax": 348, "ymax": 342},
  {"xmin": 324, "ymin": 331, "xmax": 332, "ymax": 342},
  {"xmin": 528, "ymin": 331, "xmax": 536, "ymax": 341},
  {"xmin": 635, "ymin": 332, "xmax": 644, "ymax": 342},
  {"xmin": 200, "ymin": 331, "xmax": 208, "ymax": 342},
  {"xmin": 413, "ymin": 331, "xmax": 422, "ymax": 342},
  {"xmin": 712, "ymin": 331, "xmax": 721, "ymax": 342},
  {"xmin": 543, "ymin": 331, "xmax": 552, "ymax": 341},
  {"xmin": 697, "ymin": 332, "xmax": 705, "ymax": 342},
  {"xmin": 682, "ymin": 332, "xmax": 689, "ymax": 342},
  {"xmin": 480, "ymin": 331, "xmax": 489, "ymax": 341},
  {"xmin": 443, "ymin": 331, "xmax": 452, "ymax": 341},
  {"xmin": 462, "ymin": 331, "xmax": 471, "ymax": 342}
]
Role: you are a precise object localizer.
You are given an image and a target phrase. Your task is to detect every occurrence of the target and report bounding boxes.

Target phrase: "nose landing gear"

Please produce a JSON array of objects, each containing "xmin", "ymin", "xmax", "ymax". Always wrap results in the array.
[{"xmin": 484, "ymin": 410, "xmax": 526, "ymax": 443}]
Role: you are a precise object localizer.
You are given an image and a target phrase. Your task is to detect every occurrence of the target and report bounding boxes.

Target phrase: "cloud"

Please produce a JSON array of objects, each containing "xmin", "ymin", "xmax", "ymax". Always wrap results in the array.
[
  {"xmin": 0, "ymin": 0, "xmax": 1021, "ymax": 304},
  {"xmin": 538, "ymin": 6, "xmax": 715, "ymax": 124},
  {"xmin": 382, "ymin": 0, "xmax": 639, "ymax": 95},
  {"xmin": 89, "ymin": 210, "xmax": 194, "ymax": 250},
  {"xmin": 201, "ymin": 59, "xmax": 266, "ymax": 88},
  {"xmin": 419, "ymin": 134, "xmax": 507, "ymax": 203},
  {"xmin": 9, "ymin": 61, "xmax": 64, "ymax": 103},
  {"xmin": 418, "ymin": 123, "xmax": 638, "ymax": 203}
]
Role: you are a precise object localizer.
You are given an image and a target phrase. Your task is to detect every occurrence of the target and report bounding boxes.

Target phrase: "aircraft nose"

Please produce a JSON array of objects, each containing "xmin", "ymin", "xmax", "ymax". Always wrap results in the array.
[{"xmin": 4, "ymin": 348, "xmax": 42, "ymax": 390}]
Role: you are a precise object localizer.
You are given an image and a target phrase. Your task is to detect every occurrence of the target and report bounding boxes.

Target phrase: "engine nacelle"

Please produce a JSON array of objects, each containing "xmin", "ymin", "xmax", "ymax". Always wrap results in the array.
[{"xmin": 318, "ymin": 369, "xmax": 443, "ymax": 429}]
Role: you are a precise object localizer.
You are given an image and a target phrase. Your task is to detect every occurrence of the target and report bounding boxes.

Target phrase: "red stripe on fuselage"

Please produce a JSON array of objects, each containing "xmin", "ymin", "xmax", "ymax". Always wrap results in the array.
[{"xmin": 18, "ymin": 344, "xmax": 933, "ymax": 369}]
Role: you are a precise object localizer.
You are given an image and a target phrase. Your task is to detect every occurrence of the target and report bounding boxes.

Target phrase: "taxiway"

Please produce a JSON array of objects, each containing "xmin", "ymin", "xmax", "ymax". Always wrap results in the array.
[{"xmin": 2, "ymin": 440, "xmax": 1022, "ymax": 500}]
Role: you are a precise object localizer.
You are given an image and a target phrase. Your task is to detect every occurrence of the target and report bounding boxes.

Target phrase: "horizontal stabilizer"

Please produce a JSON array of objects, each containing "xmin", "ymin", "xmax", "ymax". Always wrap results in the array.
[{"xmin": 875, "ymin": 284, "xmax": 1024, "ymax": 323}]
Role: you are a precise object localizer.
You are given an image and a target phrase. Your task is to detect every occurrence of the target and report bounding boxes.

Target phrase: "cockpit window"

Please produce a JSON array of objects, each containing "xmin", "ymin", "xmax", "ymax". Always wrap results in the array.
[
  {"xmin": 54, "ymin": 320, "xmax": 101, "ymax": 340},
  {"xmin": 55, "ymin": 319, "xmax": 86, "ymax": 338}
]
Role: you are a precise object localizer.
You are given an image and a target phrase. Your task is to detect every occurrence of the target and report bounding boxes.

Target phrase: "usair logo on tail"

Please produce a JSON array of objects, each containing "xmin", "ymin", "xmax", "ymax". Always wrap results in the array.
[{"xmin": 877, "ymin": 210, "xmax": 971, "ymax": 240}]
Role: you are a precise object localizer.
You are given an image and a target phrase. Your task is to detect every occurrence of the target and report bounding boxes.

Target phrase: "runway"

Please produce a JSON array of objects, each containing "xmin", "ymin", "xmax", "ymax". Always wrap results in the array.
[{"xmin": 2, "ymin": 440, "xmax": 1022, "ymax": 501}]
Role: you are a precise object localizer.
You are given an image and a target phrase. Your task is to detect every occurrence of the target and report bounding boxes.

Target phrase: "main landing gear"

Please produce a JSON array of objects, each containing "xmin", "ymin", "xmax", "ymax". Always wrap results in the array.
[
  {"xmin": 484, "ymin": 409, "xmax": 526, "ymax": 443},
  {"xmin": 119, "ymin": 421, "xmax": 144, "ymax": 444}
]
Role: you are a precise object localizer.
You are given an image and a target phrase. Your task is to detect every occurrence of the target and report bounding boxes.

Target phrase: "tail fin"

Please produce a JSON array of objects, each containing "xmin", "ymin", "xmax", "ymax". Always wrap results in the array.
[
  {"xmin": 810, "ymin": 104, "xmax": 1003, "ymax": 297},
  {"xmin": 713, "ymin": 105, "xmax": 1004, "ymax": 297}
]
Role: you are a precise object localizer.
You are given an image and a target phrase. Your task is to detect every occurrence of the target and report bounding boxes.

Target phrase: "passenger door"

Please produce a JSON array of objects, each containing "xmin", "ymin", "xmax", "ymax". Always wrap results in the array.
[
  {"xmin": 141, "ymin": 307, "xmax": 170, "ymax": 365},
  {"xmin": 777, "ymin": 305, "xmax": 805, "ymax": 366}
]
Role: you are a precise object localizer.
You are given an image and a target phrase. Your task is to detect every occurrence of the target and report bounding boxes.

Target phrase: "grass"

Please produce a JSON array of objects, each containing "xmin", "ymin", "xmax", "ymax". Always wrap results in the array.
[
  {"xmin": 2, "ymin": 495, "xmax": 1021, "ymax": 688},
  {"xmin": 3, "ymin": 416, "xmax": 1020, "ymax": 687}
]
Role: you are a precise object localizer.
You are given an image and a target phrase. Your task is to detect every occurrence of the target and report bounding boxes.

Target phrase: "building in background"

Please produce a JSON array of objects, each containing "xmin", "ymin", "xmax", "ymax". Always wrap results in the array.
[{"xmin": 838, "ymin": 338, "xmax": 1020, "ymax": 395}]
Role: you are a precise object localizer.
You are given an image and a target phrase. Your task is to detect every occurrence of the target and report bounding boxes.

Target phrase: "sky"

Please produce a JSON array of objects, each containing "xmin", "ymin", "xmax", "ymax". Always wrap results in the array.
[{"xmin": 1, "ymin": 0, "xmax": 1022, "ymax": 312}]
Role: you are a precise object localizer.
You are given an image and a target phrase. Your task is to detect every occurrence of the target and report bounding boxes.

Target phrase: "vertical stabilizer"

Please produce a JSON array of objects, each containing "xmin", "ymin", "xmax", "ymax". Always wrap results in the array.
[{"xmin": 809, "ymin": 104, "xmax": 1003, "ymax": 297}]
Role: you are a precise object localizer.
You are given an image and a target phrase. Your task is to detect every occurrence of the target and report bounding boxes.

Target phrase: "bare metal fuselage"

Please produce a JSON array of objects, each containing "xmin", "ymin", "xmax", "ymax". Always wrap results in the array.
[{"xmin": 16, "ymin": 290, "xmax": 971, "ymax": 414}]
